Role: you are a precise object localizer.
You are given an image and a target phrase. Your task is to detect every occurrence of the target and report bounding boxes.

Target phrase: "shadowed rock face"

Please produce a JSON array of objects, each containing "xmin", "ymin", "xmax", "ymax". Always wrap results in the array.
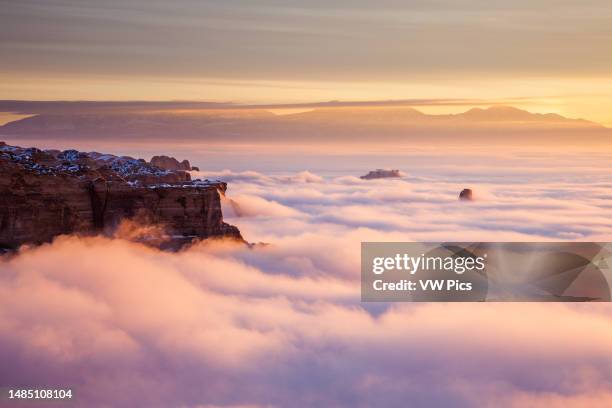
[
  {"xmin": 0, "ymin": 143, "xmax": 242, "ymax": 250},
  {"xmin": 459, "ymin": 188, "xmax": 474, "ymax": 201},
  {"xmin": 360, "ymin": 169, "xmax": 401, "ymax": 180}
]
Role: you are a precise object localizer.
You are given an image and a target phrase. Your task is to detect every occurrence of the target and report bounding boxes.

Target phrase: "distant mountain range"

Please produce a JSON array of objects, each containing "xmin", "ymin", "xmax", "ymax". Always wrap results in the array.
[
  {"xmin": 0, "ymin": 102, "xmax": 608, "ymax": 146},
  {"xmin": 284, "ymin": 105, "xmax": 602, "ymax": 127}
]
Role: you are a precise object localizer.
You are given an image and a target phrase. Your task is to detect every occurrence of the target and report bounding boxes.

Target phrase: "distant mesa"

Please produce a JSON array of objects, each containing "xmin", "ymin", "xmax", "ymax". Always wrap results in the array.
[
  {"xmin": 459, "ymin": 188, "xmax": 474, "ymax": 201},
  {"xmin": 150, "ymin": 155, "xmax": 198, "ymax": 171},
  {"xmin": 360, "ymin": 169, "xmax": 402, "ymax": 180}
]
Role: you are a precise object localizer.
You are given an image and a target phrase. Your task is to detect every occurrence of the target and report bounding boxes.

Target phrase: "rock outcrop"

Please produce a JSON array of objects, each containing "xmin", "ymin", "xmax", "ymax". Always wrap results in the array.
[
  {"xmin": 150, "ymin": 155, "xmax": 196, "ymax": 171},
  {"xmin": 0, "ymin": 143, "xmax": 242, "ymax": 250},
  {"xmin": 360, "ymin": 169, "xmax": 402, "ymax": 180},
  {"xmin": 459, "ymin": 188, "xmax": 474, "ymax": 201}
]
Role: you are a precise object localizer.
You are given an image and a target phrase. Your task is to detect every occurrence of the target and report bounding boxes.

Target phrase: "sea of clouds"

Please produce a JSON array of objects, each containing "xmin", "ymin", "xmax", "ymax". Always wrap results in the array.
[{"xmin": 1, "ymin": 151, "xmax": 612, "ymax": 407}]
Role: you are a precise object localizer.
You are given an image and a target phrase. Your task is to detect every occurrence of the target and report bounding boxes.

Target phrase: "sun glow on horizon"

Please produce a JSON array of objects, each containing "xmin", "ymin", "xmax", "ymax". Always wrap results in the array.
[{"xmin": 2, "ymin": 73, "xmax": 612, "ymax": 126}]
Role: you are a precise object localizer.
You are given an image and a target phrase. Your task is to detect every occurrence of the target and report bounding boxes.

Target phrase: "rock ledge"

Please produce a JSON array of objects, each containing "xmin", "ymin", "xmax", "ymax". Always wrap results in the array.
[{"xmin": 0, "ymin": 142, "xmax": 242, "ymax": 250}]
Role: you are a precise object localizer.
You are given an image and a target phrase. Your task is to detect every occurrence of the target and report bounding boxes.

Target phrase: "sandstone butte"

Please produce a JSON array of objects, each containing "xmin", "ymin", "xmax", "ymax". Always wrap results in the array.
[{"xmin": 0, "ymin": 141, "xmax": 242, "ymax": 251}]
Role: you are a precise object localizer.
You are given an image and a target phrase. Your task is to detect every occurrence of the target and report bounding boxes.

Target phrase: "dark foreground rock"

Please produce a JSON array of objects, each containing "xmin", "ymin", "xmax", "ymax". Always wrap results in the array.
[{"xmin": 0, "ymin": 143, "xmax": 242, "ymax": 250}]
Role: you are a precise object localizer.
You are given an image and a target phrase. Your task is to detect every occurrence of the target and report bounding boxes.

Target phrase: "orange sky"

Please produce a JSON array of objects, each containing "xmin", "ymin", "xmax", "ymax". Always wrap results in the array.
[{"xmin": 2, "ymin": 1, "xmax": 612, "ymax": 125}]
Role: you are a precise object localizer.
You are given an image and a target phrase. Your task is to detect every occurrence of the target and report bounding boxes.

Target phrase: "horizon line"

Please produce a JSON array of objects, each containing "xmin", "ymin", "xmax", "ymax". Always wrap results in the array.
[{"xmin": 0, "ymin": 99, "xmax": 604, "ymax": 127}]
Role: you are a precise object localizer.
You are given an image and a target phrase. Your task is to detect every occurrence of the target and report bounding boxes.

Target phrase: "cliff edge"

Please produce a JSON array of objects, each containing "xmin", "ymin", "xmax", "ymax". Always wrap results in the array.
[{"xmin": 0, "ymin": 142, "xmax": 242, "ymax": 250}]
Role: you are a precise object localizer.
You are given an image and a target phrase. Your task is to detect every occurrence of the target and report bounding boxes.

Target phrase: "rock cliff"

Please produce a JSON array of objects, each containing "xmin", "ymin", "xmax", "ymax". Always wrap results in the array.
[{"xmin": 0, "ymin": 142, "xmax": 242, "ymax": 250}]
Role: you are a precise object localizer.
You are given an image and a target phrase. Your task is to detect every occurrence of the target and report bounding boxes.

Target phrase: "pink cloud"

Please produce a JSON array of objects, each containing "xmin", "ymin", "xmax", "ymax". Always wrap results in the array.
[
  {"xmin": 2, "ymin": 150, "xmax": 612, "ymax": 407},
  {"xmin": 1, "ymin": 235, "xmax": 612, "ymax": 407}
]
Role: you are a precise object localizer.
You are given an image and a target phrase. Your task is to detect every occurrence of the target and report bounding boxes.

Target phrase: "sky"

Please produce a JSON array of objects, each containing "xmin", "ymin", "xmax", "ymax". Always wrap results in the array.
[{"xmin": 1, "ymin": 0, "xmax": 612, "ymax": 125}]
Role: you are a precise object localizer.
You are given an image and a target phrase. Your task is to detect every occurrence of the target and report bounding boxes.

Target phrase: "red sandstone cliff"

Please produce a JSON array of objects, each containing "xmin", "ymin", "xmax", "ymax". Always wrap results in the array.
[{"xmin": 0, "ymin": 142, "xmax": 242, "ymax": 250}]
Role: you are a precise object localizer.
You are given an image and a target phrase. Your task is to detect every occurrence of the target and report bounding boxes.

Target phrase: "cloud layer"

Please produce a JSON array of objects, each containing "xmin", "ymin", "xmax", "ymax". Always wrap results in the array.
[{"xmin": 1, "ymin": 151, "xmax": 612, "ymax": 407}]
